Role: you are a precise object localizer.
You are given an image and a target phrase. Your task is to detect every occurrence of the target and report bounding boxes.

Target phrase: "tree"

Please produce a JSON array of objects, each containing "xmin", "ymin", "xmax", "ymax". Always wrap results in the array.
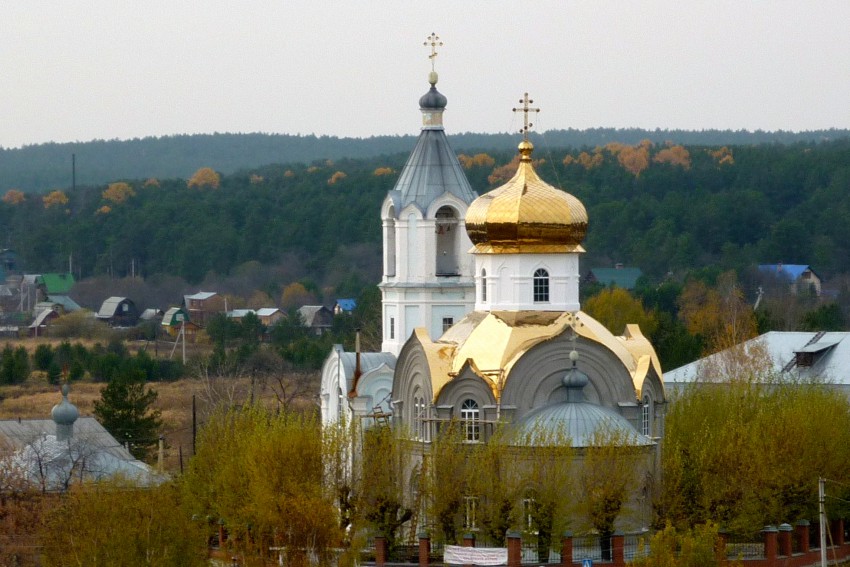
[
  {"xmin": 575, "ymin": 428, "xmax": 647, "ymax": 560},
  {"xmin": 584, "ymin": 287, "xmax": 659, "ymax": 337},
  {"xmin": 356, "ymin": 425, "xmax": 411, "ymax": 555},
  {"xmin": 102, "ymin": 181, "xmax": 136, "ymax": 204},
  {"xmin": 653, "ymin": 145, "xmax": 692, "ymax": 169},
  {"xmin": 93, "ymin": 369, "xmax": 162, "ymax": 460},
  {"xmin": 660, "ymin": 345, "xmax": 850, "ymax": 533},
  {"xmin": 183, "ymin": 406, "xmax": 343, "ymax": 566},
  {"xmin": 281, "ymin": 282, "xmax": 316, "ymax": 309},
  {"xmin": 678, "ymin": 271, "xmax": 757, "ymax": 354},
  {"xmin": 187, "ymin": 167, "xmax": 221, "ymax": 189},
  {"xmin": 2, "ymin": 189, "xmax": 26, "ymax": 204},
  {"xmin": 42, "ymin": 189, "xmax": 69, "ymax": 209},
  {"xmin": 39, "ymin": 480, "xmax": 208, "ymax": 566}
]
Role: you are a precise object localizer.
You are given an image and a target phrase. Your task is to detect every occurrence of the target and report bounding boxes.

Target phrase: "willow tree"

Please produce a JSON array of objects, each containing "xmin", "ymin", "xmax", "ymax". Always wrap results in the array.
[
  {"xmin": 40, "ymin": 480, "xmax": 207, "ymax": 567},
  {"xmin": 661, "ymin": 344, "xmax": 850, "ymax": 534},
  {"xmin": 182, "ymin": 406, "xmax": 343, "ymax": 566},
  {"xmin": 355, "ymin": 424, "xmax": 412, "ymax": 555},
  {"xmin": 576, "ymin": 428, "xmax": 648, "ymax": 560},
  {"xmin": 426, "ymin": 421, "xmax": 469, "ymax": 544}
]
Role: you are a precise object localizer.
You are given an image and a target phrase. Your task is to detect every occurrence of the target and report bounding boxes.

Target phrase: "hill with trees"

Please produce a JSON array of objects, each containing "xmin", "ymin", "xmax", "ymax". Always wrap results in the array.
[{"xmin": 2, "ymin": 128, "xmax": 848, "ymax": 192}]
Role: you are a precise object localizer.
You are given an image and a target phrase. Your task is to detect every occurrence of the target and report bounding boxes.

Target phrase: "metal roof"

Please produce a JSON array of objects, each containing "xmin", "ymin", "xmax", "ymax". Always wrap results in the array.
[
  {"xmin": 335, "ymin": 299, "xmax": 357, "ymax": 312},
  {"xmin": 665, "ymin": 331, "xmax": 850, "ymax": 385},
  {"xmin": 389, "ymin": 127, "xmax": 477, "ymax": 214},
  {"xmin": 331, "ymin": 346, "xmax": 397, "ymax": 395},
  {"xmin": 96, "ymin": 296, "xmax": 129, "ymax": 318},
  {"xmin": 0, "ymin": 417, "xmax": 162, "ymax": 489},
  {"xmin": 46, "ymin": 295, "xmax": 82, "ymax": 312},
  {"xmin": 38, "ymin": 273, "xmax": 75, "ymax": 294},
  {"xmin": 256, "ymin": 308, "xmax": 280, "ymax": 317},
  {"xmin": 184, "ymin": 291, "xmax": 217, "ymax": 301},
  {"xmin": 514, "ymin": 402, "xmax": 653, "ymax": 448}
]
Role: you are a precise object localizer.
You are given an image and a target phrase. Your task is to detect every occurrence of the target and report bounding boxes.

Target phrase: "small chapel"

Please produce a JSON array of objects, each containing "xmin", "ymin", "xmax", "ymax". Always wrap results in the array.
[{"xmin": 319, "ymin": 41, "xmax": 666, "ymax": 532}]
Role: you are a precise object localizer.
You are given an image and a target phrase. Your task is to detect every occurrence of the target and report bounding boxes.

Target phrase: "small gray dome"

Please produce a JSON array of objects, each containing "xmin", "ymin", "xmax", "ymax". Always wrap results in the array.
[
  {"xmin": 515, "ymin": 402, "xmax": 651, "ymax": 448},
  {"xmin": 51, "ymin": 384, "xmax": 79, "ymax": 426},
  {"xmin": 419, "ymin": 85, "xmax": 447, "ymax": 110}
]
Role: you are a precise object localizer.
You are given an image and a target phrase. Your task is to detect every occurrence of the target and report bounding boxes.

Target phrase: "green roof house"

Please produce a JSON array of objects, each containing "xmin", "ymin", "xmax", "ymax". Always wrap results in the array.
[{"xmin": 586, "ymin": 265, "xmax": 643, "ymax": 290}]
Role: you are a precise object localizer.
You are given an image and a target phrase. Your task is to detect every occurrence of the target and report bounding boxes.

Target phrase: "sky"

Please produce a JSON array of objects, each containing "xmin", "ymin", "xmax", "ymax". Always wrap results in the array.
[{"xmin": 1, "ymin": 1, "xmax": 849, "ymax": 149}]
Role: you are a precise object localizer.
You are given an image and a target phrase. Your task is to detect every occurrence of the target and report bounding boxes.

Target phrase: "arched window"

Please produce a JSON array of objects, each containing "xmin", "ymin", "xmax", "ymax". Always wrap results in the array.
[
  {"xmin": 641, "ymin": 395, "xmax": 652, "ymax": 437},
  {"xmin": 435, "ymin": 206, "xmax": 459, "ymax": 276},
  {"xmin": 533, "ymin": 268, "xmax": 549, "ymax": 303},
  {"xmin": 385, "ymin": 205, "xmax": 396, "ymax": 277},
  {"xmin": 481, "ymin": 269, "xmax": 487, "ymax": 302},
  {"xmin": 461, "ymin": 399, "xmax": 480, "ymax": 442}
]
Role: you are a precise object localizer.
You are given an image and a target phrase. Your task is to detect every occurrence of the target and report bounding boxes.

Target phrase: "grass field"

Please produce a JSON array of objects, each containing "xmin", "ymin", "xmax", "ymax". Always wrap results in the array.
[{"xmin": 0, "ymin": 338, "xmax": 320, "ymax": 472}]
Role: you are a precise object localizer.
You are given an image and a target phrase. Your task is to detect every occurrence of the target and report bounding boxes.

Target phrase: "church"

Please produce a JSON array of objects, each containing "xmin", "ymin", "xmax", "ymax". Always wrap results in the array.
[{"xmin": 319, "ymin": 45, "xmax": 666, "ymax": 532}]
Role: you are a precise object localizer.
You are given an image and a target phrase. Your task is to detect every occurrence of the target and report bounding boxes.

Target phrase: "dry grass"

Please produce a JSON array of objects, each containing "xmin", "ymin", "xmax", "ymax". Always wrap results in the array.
[{"xmin": 0, "ymin": 352, "xmax": 320, "ymax": 473}]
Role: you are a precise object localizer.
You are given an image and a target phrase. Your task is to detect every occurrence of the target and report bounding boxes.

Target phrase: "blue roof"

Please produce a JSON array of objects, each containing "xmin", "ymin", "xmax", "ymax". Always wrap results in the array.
[
  {"xmin": 758, "ymin": 264, "xmax": 813, "ymax": 281},
  {"xmin": 336, "ymin": 299, "xmax": 357, "ymax": 312}
]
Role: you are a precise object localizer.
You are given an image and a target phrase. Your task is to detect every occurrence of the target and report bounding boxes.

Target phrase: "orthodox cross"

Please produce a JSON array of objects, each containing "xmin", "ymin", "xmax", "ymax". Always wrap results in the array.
[
  {"xmin": 424, "ymin": 33, "xmax": 443, "ymax": 72},
  {"xmin": 512, "ymin": 93, "xmax": 540, "ymax": 140}
]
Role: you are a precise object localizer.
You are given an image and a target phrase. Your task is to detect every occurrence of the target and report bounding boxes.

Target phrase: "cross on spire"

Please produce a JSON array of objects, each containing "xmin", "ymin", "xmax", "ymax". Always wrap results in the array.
[
  {"xmin": 424, "ymin": 32, "xmax": 443, "ymax": 72},
  {"xmin": 512, "ymin": 92, "xmax": 540, "ymax": 140}
]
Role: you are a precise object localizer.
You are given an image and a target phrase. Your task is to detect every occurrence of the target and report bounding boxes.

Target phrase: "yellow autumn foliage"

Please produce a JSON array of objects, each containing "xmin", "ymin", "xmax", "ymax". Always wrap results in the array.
[
  {"xmin": 653, "ymin": 145, "xmax": 692, "ymax": 169},
  {"xmin": 187, "ymin": 167, "xmax": 220, "ymax": 189},
  {"xmin": 96, "ymin": 205, "xmax": 112, "ymax": 215},
  {"xmin": 2, "ymin": 189, "xmax": 26, "ymax": 205},
  {"xmin": 458, "ymin": 153, "xmax": 496, "ymax": 169},
  {"xmin": 617, "ymin": 144, "xmax": 650, "ymax": 176},
  {"xmin": 143, "ymin": 178, "xmax": 160, "ymax": 187},
  {"xmin": 102, "ymin": 182, "xmax": 136, "ymax": 204},
  {"xmin": 42, "ymin": 190, "xmax": 69, "ymax": 209},
  {"xmin": 249, "ymin": 174, "xmax": 264, "ymax": 184},
  {"xmin": 328, "ymin": 171, "xmax": 347, "ymax": 185},
  {"xmin": 284, "ymin": 169, "xmax": 295, "ymax": 178},
  {"xmin": 373, "ymin": 167, "xmax": 395, "ymax": 176},
  {"xmin": 710, "ymin": 146, "xmax": 735, "ymax": 166}
]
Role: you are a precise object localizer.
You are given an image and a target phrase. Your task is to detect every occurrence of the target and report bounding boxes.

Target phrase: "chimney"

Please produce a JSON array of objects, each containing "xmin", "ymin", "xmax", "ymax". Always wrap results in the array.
[{"xmin": 349, "ymin": 329, "xmax": 363, "ymax": 398}]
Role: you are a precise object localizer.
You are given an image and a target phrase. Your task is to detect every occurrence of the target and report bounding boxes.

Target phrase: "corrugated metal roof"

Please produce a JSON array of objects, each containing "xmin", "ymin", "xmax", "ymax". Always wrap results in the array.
[
  {"xmin": 335, "ymin": 299, "xmax": 357, "ymax": 312},
  {"xmin": 0, "ymin": 417, "xmax": 162, "ymax": 489},
  {"xmin": 38, "ymin": 273, "xmax": 75, "ymax": 294},
  {"xmin": 256, "ymin": 308, "xmax": 280, "ymax": 317},
  {"xmin": 47, "ymin": 295, "xmax": 82, "ymax": 312},
  {"xmin": 97, "ymin": 296, "xmax": 128, "ymax": 318},
  {"xmin": 665, "ymin": 331, "xmax": 850, "ymax": 385},
  {"xmin": 390, "ymin": 128, "xmax": 477, "ymax": 214},
  {"xmin": 184, "ymin": 291, "xmax": 217, "ymax": 301}
]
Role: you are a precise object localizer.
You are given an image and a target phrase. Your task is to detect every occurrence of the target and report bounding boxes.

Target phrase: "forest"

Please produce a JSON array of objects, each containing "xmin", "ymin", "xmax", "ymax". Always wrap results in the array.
[
  {"xmin": 3, "ymin": 136, "xmax": 850, "ymax": 370},
  {"xmin": 1, "ymin": 127, "xmax": 848, "ymax": 192}
]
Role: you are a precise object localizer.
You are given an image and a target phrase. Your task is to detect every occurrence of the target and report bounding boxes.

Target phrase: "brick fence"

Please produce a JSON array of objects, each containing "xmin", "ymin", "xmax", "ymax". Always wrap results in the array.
[{"xmin": 372, "ymin": 519, "xmax": 850, "ymax": 567}]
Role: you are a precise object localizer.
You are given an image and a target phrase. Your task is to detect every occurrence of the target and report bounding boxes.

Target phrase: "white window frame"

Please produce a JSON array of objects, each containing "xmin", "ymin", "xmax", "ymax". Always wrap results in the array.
[
  {"xmin": 461, "ymin": 399, "xmax": 480, "ymax": 442},
  {"xmin": 533, "ymin": 268, "xmax": 550, "ymax": 303}
]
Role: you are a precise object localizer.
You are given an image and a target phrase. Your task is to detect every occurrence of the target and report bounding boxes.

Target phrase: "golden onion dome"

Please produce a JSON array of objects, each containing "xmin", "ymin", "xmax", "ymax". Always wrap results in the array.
[{"xmin": 466, "ymin": 140, "xmax": 588, "ymax": 254}]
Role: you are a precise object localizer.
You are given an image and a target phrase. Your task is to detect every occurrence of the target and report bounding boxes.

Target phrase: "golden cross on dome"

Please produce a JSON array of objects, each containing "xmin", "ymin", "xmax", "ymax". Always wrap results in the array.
[
  {"xmin": 513, "ymin": 92, "xmax": 540, "ymax": 140},
  {"xmin": 424, "ymin": 32, "xmax": 443, "ymax": 72}
]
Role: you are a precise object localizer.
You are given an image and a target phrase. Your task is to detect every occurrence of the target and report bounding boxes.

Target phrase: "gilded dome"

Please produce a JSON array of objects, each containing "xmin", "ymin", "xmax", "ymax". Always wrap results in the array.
[{"xmin": 465, "ymin": 141, "xmax": 588, "ymax": 254}]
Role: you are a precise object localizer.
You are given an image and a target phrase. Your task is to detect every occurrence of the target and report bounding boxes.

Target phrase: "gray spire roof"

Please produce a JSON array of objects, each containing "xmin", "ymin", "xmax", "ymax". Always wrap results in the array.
[{"xmin": 387, "ymin": 79, "xmax": 477, "ymax": 215}]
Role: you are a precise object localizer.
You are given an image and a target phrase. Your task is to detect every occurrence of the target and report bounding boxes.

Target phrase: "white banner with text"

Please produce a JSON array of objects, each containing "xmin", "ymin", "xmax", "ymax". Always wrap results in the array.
[{"xmin": 444, "ymin": 545, "xmax": 508, "ymax": 566}]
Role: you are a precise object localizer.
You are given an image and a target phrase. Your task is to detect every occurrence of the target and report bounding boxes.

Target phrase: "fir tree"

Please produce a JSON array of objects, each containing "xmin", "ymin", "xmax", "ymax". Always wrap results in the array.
[{"xmin": 93, "ymin": 369, "xmax": 162, "ymax": 461}]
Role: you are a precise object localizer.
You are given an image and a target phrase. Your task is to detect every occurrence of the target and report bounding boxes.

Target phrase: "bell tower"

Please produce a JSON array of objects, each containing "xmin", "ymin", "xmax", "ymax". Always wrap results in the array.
[{"xmin": 379, "ymin": 35, "xmax": 477, "ymax": 355}]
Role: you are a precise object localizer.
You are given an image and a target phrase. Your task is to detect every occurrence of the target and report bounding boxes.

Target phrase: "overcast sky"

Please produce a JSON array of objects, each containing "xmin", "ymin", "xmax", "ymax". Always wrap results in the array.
[{"xmin": 1, "ymin": 1, "xmax": 848, "ymax": 149}]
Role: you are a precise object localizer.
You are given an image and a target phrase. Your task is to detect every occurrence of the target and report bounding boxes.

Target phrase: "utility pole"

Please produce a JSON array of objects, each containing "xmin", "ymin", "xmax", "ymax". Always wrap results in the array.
[{"xmin": 819, "ymin": 477, "xmax": 827, "ymax": 567}]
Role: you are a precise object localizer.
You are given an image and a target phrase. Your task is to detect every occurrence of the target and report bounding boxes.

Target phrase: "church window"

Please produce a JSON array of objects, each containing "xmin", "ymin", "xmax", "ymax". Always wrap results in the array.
[
  {"xmin": 641, "ymin": 395, "xmax": 652, "ymax": 437},
  {"xmin": 386, "ymin": 207, "xmax": 396, "ymax": 277},
  {"xmin": 464, "ymin": 496, "xmax": 479, "ymax": 530},
  {"xmin": 442, "ymin": 317, "xmax": 454, "ymax": 332},
  {"xmin": 461, "ymin": 399, "xmax": 480, "ymax": 442},
  {"xmin": 522, "ymin": 496, "xmax": 537, "ymax": 532},
  {"xmin": 435, "ymin": 206, "xmax": 459, "ymax": 276},
  {"xmin": 481, "ymin": 269, "xmax": 487, "ymax": 302},
  {"xmin": 390, "ymin": 318, "xmax": 395, "ymax": 340},
  {"xmin": 533, "ymin": 269, "xmax": 550, "ymax": 303}
]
